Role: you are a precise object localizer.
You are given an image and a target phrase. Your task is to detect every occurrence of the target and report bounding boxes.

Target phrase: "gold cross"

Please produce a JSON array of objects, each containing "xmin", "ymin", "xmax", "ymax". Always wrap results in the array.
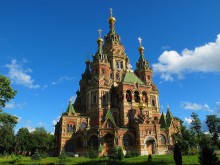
[
  {"xmin": 98, "ymin": 28, "xmax": 102, "ymax": 38},
  {"xmin": 138, "ymin": 37, "xmax": 142, "ymax": 47},
  {"xmin": 110, "ymin": 8, "xmax": 113, "ymax": 17}
]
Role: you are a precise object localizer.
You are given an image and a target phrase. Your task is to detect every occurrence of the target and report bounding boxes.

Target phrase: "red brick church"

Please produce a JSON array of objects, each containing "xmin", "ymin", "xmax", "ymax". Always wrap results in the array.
[{"xmin": 55, "ymin": 9, "xmax": 180, "ymax": 156}]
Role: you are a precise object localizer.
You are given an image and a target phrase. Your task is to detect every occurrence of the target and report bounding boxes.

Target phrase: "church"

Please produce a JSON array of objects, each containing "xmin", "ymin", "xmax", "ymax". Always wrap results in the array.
[{"xmin": 55, "ymin": 9, "xmax": 180, "ymax": 156}]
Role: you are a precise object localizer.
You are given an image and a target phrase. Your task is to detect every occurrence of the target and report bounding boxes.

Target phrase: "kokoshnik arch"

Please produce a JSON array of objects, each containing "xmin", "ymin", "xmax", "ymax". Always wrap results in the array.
[{"xmin": 55, "ymin": 8, "xmax": 181, "ymax": 156}]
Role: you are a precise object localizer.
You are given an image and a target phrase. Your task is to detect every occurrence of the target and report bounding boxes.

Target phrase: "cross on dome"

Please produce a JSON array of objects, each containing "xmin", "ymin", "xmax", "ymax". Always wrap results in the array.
[
  {"xmin": 98, "ymin": 28, "xmax": 102, "ymax": 38},
  {"xmin": 110, "ymin": 8, "xmax": 113, "ymax": 17},
  {"xmin": 138, "ymin": 37, "xmax": 142, "ymax": 47}
]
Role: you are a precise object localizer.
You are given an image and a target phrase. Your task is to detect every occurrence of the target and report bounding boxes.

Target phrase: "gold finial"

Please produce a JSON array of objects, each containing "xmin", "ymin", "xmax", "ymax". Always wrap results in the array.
[
  {"xmin": 98, "ymin": 28, "xmax": 102, "ymax": 39},
  {"xmin": 138, "ymin": 37, "xmax": 144, "ymax": 53},
  {"xmin": 108, "ymin": 8, "xmax": 116, "ymax": 23}
]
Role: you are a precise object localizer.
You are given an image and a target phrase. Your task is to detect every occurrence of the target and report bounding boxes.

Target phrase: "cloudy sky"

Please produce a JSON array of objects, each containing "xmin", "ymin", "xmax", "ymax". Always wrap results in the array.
[{"xmin": 0, "ymin": 0, "xmax": 220, "ymax": 133}]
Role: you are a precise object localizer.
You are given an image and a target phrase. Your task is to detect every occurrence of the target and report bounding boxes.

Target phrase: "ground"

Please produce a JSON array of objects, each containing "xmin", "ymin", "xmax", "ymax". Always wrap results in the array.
[{"xmin": 0, "ymin": 155, "xmax": 202, "ymax": 164}]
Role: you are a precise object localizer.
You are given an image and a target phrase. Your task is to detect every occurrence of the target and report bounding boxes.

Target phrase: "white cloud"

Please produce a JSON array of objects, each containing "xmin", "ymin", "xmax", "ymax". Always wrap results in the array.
[
  {"xmin": 38, "ymin": 122, "xmax": 45, "ymax": 127},
  {"xmin": 5, "ymin": 59, "xmax": 40, "ymax": 89},
  {"xmin": 181, "ymin": 101, "xmax": 213, "ymax": 112},
  {"xmin": 215, "ymin": 100, "xmax": 220, "ymax": 114},
  {"xmin": 184, "ymin": 117, "xmax": 192, "ymax": 125},
  {"xmin": 51, "ymin": 76, "xmax": 75, "ymax": 85},
  {"xmin": 52, "ymin": 115, "xmax": 61, "ymax": 126},
  {"xmin": 5, "ymin": 101, "xmax": 27, "ymax": 109},
  {"xmin": 153, "ymin": 34, "xmax": 220, "ymax": 81},
  {"xmin": 26, "ymin": 126, "xmax": 35, "ymax": 132}
]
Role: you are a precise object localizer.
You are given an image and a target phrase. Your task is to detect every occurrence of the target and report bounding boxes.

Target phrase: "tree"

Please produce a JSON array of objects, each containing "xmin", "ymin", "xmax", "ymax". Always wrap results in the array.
[
  {"xmin": 206, "ymin": 115, "xmax": 220, "ymax": 145},
  {"xmin": 173, "ymin": 125, "xmax": 198, "ymax": 155},
  {"xmin": 0, "ymin": 75, "xmax": 17, "ymax": 111},
  {"xmin": 190, "ymin": 112, "xmax": 201, "ymax": 138},
  {"xmin": 199, "ymin": 145, "xmax": 220, "ymax": 165},
  {"xmin": 30, "ymin": 127, "xmax": 49, "ymax": 153},
  {"xmin": 15, "ymin": 128, "xmax": 31, "ymax": 154},
  {"xmin": 173, "ymin": 143, "xmax": 182, "ymax": 165}
]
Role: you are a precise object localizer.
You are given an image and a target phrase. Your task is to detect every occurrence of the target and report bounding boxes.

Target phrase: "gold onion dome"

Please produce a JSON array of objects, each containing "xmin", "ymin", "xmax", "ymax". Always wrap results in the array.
[{"xmin": 108, "ymin": 8, "xmax": 116, "ymax": 23}]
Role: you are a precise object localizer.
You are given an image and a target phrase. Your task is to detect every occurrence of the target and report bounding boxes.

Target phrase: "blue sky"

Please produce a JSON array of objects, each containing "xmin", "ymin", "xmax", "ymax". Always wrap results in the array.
[{"xmin": 0, "ymin": 0, "xmax": 220, "ymax": 133}]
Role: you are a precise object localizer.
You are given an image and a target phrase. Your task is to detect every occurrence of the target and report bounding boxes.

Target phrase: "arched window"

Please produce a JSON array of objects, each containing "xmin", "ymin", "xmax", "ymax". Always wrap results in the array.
[
  {"xmin": 88, "ymin": 135, "xmax": 99, "ymax": 148},
  {"xmin": 66, "ymin": 123, "xmax": 76, "ymax": 132},
  {"xmin": 134, "ymin": 91, "xmax": 140, "ymax": 102},
  {"xmin": 151, "ymin": 96, "xmax": 156, "ymax": 107},
  {"xmin": 116, "ymin": 73, "xmax": 120, "ymax": 80},
  {"xmin": 123, "ymin": 134, "xmax": 132, "ymax": 146},
  {"xmin": 79, "ymin": 122, "xmax": 87, "ymax": 131},
  {"xmin": 126, "ymin": 90, "xmax": 132, "ymax": 102},
  {"xmin": 161, "ymin": 134, "xmax": 166, "ymax": 146},
  {"xmin": 77, "ymin": 136, "xmax": 83, "ymax": 148},
  {"xmin": 142, "ymin": 92, "xmax": 148, "ymax": 104}
]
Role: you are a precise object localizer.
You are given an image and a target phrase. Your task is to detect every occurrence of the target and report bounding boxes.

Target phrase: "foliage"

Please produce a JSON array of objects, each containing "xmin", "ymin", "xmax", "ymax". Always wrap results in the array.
[
  {"xmin": 172, "ymin": 125, "xmax": 198, "ymax": 155},
  {"xmin": 190, "ymin": 112, "xmax": 201, "ymax": 138},
  {"xmin": 148, "ymin": 154, "xmax": 152, "ymax": 162},
  {"xmin": 87, "ymin": 147, "xmax": 98, "ymax": 159},
  {"xmin": 117, "ymin": 147, "xmax": 124, "ymax": 160},
  {"xmin": 173, "ymin": 143, "xmax": 182, "ymax": 165},
  {"xmin": 0, "ymin": 75, "xmax": 17, "ymax": 111},
  {"xmin": 206, "ymin": 115, "xmax": 220, "ymax": 145},
  {"xmin": 30, "ymin": 127, "xmax": 50, "ymax": 153},
  {"xmin": 98, "ymin": 145, "xmax": 103, "ymax": 152},
  {"xmin": 198, "ymin": 145, "xmax": 220, "ymax": 165},
  {"xmin": 15, "ymin": 127, "xmax": 31, "ymax": 153},
  {"xmin": 58, "ymin": 152, "xmax": 68, "ymax": 160},
  {"xmin": 31, "ymin": 150, "xmax": 42, "ymax": 160},
  {"xmin": 0, "ymin": 123, "xmax": 15, "ymax": 154}
]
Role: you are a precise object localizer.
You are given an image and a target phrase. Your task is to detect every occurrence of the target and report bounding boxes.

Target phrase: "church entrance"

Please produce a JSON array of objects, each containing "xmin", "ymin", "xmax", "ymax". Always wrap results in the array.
[
  {"xmin": 144, "ymin": 136, "xmax": 157, "ymax": 155},
  {"xmin": 146, "ymin": 140, "xmax": 155, "ymax": 155},
  {"xmin": 104, "ymin": 133, "xmax": 114, "ymax": 155}
]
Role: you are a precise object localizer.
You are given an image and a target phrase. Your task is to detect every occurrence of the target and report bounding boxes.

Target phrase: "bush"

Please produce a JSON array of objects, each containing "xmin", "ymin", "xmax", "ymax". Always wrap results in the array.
[
  {"xmin": 125, "ymin": 151, "xmax": 131, "ymax": 158},
  {"xmin": 199, "ymin": 145, "xmax": 220, "ymax": 165},
  {"xmin": 87, "ymin": 148, "xmax": 98, "ymax": 159},
  {"xmin": 173, "ymin": 143, "xmax": 182, "ymax": 165},
  {"xmin": 40, "ymin": 152, "xmax": 49, "ymax": 158},
  {"xmin": 31, "ymin": 150, "xmax": 42, "ymax": 160},
  {"xmin": 131, "ymin": 151, "xmax": 140, "ymax": 157},
  {"xmin": 58, "ymin": 152, "xmax": 68, "ymax": 160},
  {"xmin": 98, "ymin": 145, "xmax": 103, "ymax": 153},
  {"xmin": 117, "ymin": 147, "xmax": 124, "ymax": 160}
]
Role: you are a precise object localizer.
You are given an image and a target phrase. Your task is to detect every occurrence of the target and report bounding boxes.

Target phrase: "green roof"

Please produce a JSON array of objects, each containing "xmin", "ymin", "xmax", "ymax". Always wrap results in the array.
[
  {"xmin": 103, "ymin": 108, "xmax": 118, "ymax": 128},
  {"xmin": 122, "ymin": 71, "xmax": 145, "ymax": 85},
  {"xmin": 166, "ymin": 107, "xmax": 173, "ymax": 127},
  {"xmin": 159, "ymin": 113, "xmax": 167, "ymax": 128},
  {"xmin": 65, "ymin": 101, "xmax": 76, "ymax": 115}
]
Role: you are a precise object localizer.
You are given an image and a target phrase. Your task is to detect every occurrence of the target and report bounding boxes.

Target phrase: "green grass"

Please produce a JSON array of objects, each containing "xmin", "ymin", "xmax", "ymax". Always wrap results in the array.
[{"xmin": 0, "ymin": 155, "xmax": 200, "ymax": 165}]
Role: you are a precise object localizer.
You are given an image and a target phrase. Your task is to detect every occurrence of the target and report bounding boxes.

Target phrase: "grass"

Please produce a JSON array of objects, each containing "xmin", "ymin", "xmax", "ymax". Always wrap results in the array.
[{"xmin": 0, "ymin": 155, "xmax": 200, "ymax": 165}]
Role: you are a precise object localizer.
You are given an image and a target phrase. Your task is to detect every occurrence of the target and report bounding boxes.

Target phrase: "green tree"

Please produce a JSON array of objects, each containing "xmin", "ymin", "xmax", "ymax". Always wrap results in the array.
[
  {"xmin": 173, "ymin": 125, "xmax": 198, "ymax": 155},
  {"xmin": 190, "ymin": 112, "xmax": 201, "ymax": 138},
  {"xmin": 15, "ymin": 128, "xmax": 31, "ymax": 154},
  {"xmin": 206, "ymin": 115, "xmax": 220, "ymax": 145},
  {"xmin": 30, "ymin": 127, "xmax": 49, "ymax": 153},
  {"xmin": 0, "ymin": 75, "xmax": 17, "ymax": 111},
  {"xmin": 173, "ymin": 143, "xmax": 182, "ymax": 165},
  {"xmin": 0, "ymin": 75, "xmax": 18, "ymax": 154},
  {"xmin": 199, "ymin": 145, "xmax": 220, "ymax": 165}
]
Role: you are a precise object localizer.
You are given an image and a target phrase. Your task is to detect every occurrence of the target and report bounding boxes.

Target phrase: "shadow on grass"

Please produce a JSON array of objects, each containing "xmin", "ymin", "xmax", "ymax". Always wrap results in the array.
[{"xmin": 77, "ymin": 159, "xmax": 174, "ymax": 165}]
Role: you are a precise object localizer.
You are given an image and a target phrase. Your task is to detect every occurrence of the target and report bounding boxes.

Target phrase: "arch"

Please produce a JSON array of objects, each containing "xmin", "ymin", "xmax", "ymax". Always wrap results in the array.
[
  {"xmin": 79, "ymin": 122, "xmax": 87, "ymax": 131},
  {"xmin": 88, "ymin": 135, "xmax": 99, "ymax": 148},
  {"xmin": 123, "ymin": 134, "xmax": 132, "ymax": 146},
  {"xmin": 144, "ymin": 135, "xmax": 157, "ymax": 155},
  {"xmin": 160, "ymin": 134, "xmax": 166, "ymax": 146},
  {"xmin": 134, "ymin": 91, "xmax": 140, "ymax": 102},
  {"xmin": 126, "ymin": 90, "xmax": 132, "ymax": 102},
  {"xmin": 144, "ymin": 136, "xmax": 157, "ymax": 146},
  {"xmin": 142, "ymin": 91, "xmax": 148, "ymax": 104}
]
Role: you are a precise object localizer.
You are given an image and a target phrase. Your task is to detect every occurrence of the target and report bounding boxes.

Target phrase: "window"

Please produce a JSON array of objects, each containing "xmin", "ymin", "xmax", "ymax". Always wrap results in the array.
[
  {"xmin": 102, "ymin": 91, "xmax": 108, "ymax": 103},
  {"xmin": 147, "ymin": 75, "xmax": 151, "ymax": 80},
  {"xmin": 67, "ymin": 123, "xmax": 76, "ymax": 132},
  {"xmin": 123, "ymin": 134, "xmax": 132, "ymax": 146},
  {"xmin": 151, "ymin": 96, "xmax": 156, "ymax": 107},
  {"xmin": 134, "ymin": 91, "xmax": 140, "ymax": 102},
  {"xmin": 101, "ymin": 69, "xmax": 105, "ymax": 74},
  {"xmin": 116, "ymin": 73, "xmax": 120, "ymax": 80},
  {"xmin": 142, "ymin": 92, "xmax": 148, "ymax": 104},
  {"xmin": 116, "ymin": 61, "xmax": 123, "ymax": 69},
  {"xmin": 91, "ymin": 91, "xmax": 97, "ymax": 104},
  {"xmin": 161, "ymin": 134, "xmax": 166, "ymax": 146},
  {"xmin": 126, "ymin": 90, "xmax": 132, "ymax": 102},
  {"xmin": 79, "ymin": 122, "xmax": 87, "ymax": 131}
]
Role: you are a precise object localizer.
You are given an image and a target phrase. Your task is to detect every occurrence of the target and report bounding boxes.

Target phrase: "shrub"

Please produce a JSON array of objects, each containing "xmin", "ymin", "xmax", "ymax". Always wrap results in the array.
[
  {"xmin": 125, "ymin": 151, "xmax": 131, "ymax": 158},
  {"xmin": 40, "ymin": 152, "xmax": 49, "ymax": 158},
  {"xmin": 131, "ymin": 151, "xmax": 140, "ymax": 157},
  {"xmin": 87, "ymin": 148, "xmax": 98, "ymax": 159},
  {"xmin": 199, "ymin": 145, "xmax": 220, "ymax": 165},
  {"xmin": 31, "ymin": 150, "xmax": 42, "ymax": 160},
  {"xmin": 98, "ymin": 145, "xmax": 103, "ymax": 153},
  {"xmin": 58, "ymin": 152, "xmax": 68, "ymax": 160},
  {"xmin": 173, "ymin": 143, "xmax": 182, "ymax": 165},
  {"xmin": 117, "ymin": 147, "xmax": 124, "ymax": 160}
]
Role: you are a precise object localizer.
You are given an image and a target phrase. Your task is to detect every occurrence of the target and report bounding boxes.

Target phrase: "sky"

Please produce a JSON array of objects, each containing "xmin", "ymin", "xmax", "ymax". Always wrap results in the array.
[{"xmin": 0, "ymin": 0, "xmax": 220, "ymax": 133}]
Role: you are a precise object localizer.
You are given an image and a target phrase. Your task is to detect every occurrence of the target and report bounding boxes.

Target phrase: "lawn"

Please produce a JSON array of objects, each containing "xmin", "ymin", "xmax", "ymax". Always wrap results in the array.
[{"xmin": 0, "ymin": 155, "xmax": 199, "ymax": 165}]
